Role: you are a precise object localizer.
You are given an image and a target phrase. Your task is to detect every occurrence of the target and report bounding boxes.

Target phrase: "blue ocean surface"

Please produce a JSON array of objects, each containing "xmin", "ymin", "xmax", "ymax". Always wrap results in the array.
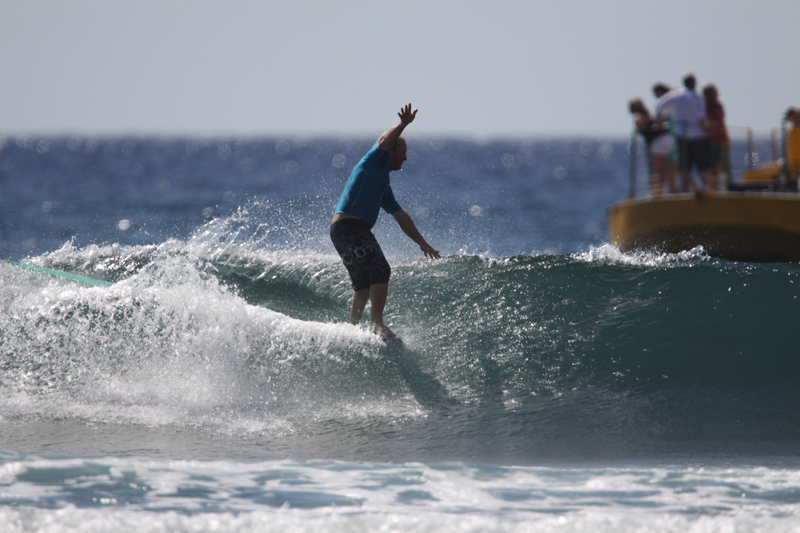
[{"xmin": 1, "ymin": 134, "xmax": 799, "ymax": 531}]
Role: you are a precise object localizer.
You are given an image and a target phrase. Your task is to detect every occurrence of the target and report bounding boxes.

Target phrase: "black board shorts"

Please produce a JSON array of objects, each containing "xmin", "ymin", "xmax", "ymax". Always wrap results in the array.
[
  {"xmin": 677, "ymin": 138, "xmax": 714, "ymax": 172},
  {"xmin": 330, "ymin": 218, "xmax": 391, "ymax": 291}
]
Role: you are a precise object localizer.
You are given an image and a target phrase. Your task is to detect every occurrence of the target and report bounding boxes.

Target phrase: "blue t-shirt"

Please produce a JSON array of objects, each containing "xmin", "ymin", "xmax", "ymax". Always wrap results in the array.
[{"xmin": 334, "ymin": 145, "xmax": 402, "ymax": 229}]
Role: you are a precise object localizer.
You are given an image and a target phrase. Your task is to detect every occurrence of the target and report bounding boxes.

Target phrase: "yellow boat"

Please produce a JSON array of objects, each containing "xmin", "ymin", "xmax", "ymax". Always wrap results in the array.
[
  {"xmin": 608, "ymin": 115, "xmax": 800, "ymax": 263},
  {"xmin": 608, "ymin": 192, "xmax": 800, "ymax": 262}
]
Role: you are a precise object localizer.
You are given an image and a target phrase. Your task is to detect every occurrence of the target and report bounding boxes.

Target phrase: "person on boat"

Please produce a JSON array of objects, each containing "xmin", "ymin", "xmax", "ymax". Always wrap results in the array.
[
  {"xmin": 785, "ymin": 107, "xmax": 800, "ymax": 181},
  {"xmin": 702, "ymin": 83, "xmax": 731, "ymax": 189},
  {"xmin": 628, "ymin": 98, "xmax": 677, "ymax": 195},
  {"xmin": 655, "ymin": 73, "xmax": 716, "ymax": 192},
  {"xmin": 330, "ymin": 103, "xmax": 440, "ymax": 339},
  {"xmin": 652, "ymin": 83, "xmax": 671, "ymax": 100}
]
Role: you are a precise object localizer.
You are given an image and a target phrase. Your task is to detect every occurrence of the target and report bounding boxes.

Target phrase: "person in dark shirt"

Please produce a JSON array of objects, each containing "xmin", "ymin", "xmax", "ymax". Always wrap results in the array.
[{"xmin": 629, "ymin": 98, "xmax": 677, "ymax": 195}]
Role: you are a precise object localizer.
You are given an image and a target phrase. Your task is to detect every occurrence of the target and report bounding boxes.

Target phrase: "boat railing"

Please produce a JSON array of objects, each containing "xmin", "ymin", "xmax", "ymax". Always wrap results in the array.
[{"xmin": 627, "ymin": 124, "xmax": 791, "ymax": 199}]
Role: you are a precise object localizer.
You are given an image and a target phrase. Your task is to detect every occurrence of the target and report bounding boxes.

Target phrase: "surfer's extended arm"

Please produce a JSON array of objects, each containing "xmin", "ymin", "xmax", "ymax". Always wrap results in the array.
[
  {"xmin": 379, "ymin": 104, "xmax": 417, "ymax": 153},
  {"xmin": 392, "ymin": 209, "xmax": 441, "ymax": 259}
]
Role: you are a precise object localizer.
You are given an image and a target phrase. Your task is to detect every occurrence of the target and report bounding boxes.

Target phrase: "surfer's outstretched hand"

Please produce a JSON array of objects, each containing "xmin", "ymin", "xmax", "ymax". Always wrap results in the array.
[
  {"xmin": 398, "ymin": 103, "xmax": 417, "ymax": 125},
  {"xmin": 421, "ymin": 242, "xmax": 440, "ymax": 259}
]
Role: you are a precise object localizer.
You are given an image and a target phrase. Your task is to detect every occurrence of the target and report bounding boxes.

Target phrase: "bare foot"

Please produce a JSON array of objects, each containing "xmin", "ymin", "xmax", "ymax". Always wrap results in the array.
[{"xmin": 371, "ymin": 322, "xmax": 398, "ymax": 339}]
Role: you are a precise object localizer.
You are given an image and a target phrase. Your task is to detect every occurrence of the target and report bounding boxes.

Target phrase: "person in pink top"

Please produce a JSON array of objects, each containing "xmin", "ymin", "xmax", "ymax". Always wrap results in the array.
[{"xmin": 702, "ymin": 83, "xmax": 731, "ymax": 188}]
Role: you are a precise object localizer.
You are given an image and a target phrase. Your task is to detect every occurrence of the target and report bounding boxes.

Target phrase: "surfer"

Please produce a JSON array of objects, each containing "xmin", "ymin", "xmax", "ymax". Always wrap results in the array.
[{"xmin": 330, "ymin": 103, "xmax": 440, "ymax": 339}]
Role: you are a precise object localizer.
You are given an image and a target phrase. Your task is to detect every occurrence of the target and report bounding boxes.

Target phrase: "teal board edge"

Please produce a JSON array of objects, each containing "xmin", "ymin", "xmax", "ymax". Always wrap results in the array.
[{"xmin": 3, "ymin": 260, "xmax": 113, "ymax": 287}]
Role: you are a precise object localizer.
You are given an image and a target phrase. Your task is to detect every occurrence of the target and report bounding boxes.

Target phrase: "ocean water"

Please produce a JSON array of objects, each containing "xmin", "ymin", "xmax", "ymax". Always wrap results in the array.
[{"xmin": 1, "ymin": 134, "xmax": 799, "ymax": 532}]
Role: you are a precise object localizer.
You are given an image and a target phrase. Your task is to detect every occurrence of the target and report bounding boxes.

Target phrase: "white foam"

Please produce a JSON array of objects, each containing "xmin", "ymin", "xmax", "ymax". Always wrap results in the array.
[
  {"xmin": 2, "ymin": 507, "xmax": 794, "ymax": 533},
  {"xmin": 0, "ymin": 250, "xmax": 413, "ymax": 431},
  {"xmin": 574, "ymin": 243, "xmax": 709, "ymax": 267},
  {"xmin": 2, "ymin": 459, "xmax": 800, "ymax": 532}
]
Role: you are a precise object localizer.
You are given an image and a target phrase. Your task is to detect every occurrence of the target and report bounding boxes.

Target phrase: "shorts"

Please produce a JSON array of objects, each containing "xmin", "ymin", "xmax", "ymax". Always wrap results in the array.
[
  {"xmin": 330, "ymin": 218, "xmax": 391, "ymax": 291},
  {"xmin": 649, "ymin": 134, "xmax": 675, "ymax": 157},
  {"xmin": 677, "ymin": 138, "xmax": 714, "ymax": 172}
]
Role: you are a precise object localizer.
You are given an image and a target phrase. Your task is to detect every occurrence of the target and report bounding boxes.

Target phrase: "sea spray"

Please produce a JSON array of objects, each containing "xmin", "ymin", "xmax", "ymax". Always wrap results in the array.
[{"xmin": 2, "ymin": 241, "xmax": 798, "ymax": 462}]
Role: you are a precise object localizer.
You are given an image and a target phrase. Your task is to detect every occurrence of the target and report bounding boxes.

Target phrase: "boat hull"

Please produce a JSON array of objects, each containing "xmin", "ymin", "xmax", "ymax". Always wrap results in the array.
[{"xmin": 607, "ymin": 192, "xmax": 800, "ymax": 262}]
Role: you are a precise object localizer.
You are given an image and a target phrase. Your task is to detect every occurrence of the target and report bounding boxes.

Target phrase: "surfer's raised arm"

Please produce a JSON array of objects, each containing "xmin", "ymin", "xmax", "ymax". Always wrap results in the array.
[
  {"xmin": 379, "ymin": 104, "xmax": 417, "ymax": 153},
  {"xmin": 378, "ymin": 105, "xmax": 439, "ymax": 259}
]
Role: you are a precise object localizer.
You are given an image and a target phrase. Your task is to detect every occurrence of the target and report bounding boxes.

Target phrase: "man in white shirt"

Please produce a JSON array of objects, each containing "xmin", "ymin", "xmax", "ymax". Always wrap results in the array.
[{"xmin": 656, "ymin": 73, "xmax": 716, "ymax": 191}]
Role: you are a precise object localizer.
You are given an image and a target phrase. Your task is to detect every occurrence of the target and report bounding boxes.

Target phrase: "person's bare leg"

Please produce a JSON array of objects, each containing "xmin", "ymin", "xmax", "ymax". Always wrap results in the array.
[
  {"xmin": 650, "ymin": 169, "xmax": 661, "ymax": 196},
  {"xmin": 651, "ymin": 156, "xmax": 667, "ymax": 196},
  {"xmin": 350, "ymin": 289, "xmax": 369, "ymax": 325},
  {"xmin": 368, "ymin": 283, "xmax": 396, "ymax": 337},
  {"xmin": 701, "ymin": 169, "xmax": 717, "ymax": 190},
  {"xmin": 666, "ymin": 162, "xmax": 678, "ymax": 193},
  {"xmin": 680, "ymin": 170, "xmax": 700, "ymax": 192},
  {"xmin": 654, "ymin": 156, "xmax": 675, "ymax": 195}
]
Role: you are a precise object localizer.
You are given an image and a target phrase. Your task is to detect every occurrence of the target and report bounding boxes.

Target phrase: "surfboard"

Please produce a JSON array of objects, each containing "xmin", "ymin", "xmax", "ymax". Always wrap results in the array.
[
  {"xmin": 382, "ymin": 334, "xmax": 403, "ymax": 346},
  {"xmin": 2, "ymin": 260, "xmax": 112, "ymax": 288}
]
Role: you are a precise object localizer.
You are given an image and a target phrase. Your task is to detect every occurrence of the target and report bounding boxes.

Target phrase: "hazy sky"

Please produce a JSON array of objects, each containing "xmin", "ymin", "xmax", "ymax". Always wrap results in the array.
[{"xmin": 1, "ymin": 1, "xmax": 797, "ymax": 137}]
